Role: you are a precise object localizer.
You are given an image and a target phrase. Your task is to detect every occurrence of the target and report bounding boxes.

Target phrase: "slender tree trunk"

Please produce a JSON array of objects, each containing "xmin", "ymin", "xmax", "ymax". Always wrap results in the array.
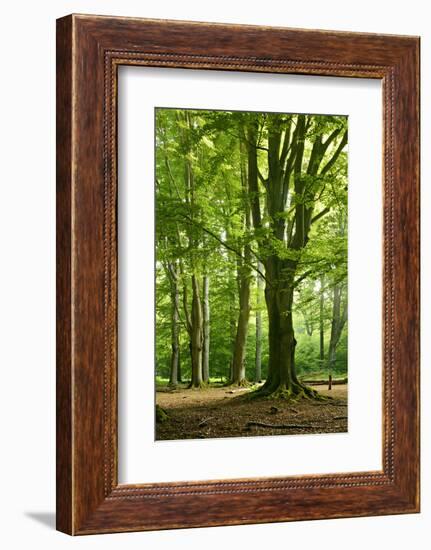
[
  {"xmin": 229, "ymin": 298, "xmax": 236, "ymax": 382},
  {"xmin": 177, "ymin": 354, "xmax": 182, "ymax": 383},
  {"xmin": 304, "ymin": 316, "xmax": 313, "ymax": 337},
  {"xmin": 231, "ymin": 272, "xmax": 251, "ymax": 384},
  {"xmin": 202, "ymin": 275, "xmax": 210, "ymax": 383},
  {"xmin": 319, "ymin": 276, "xmax": 325, "ymax": 365},
  {"xmin": 231, "ymin": 139, "xmax": 252, "ymax": 385},
  {"xmin": 327, "ymin": 285, "xmax": 340, "ymax": 374},
  {"xmin": 179, "ymin": 271, "xmax": 193, "ymax": 386},
  {"xmin": 179, "ymin": 111, "xmax": 204, "ymax": 389},
  {"xmin": 168, "ymin": 263, "xmax": 180, "ymax": 386},
  {"xmin": 327, "ymin": 284, "xmax": 347, "ymax": 376},
  {"xmin": 190, "ymin": 275, "xmax": 203, "ymax": 388},
  {"xmin": 226, "ymin": 241, "xmax": 237, "ymax": 382},
  {"xmin": 255, "ymin": 263, "xmax": 263, "ymax": 382}
]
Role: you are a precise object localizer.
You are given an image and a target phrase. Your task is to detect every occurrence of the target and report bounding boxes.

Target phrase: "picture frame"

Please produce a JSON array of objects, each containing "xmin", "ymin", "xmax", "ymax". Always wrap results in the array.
[{"xmin": 56, "ymin": 14, "xmax": 420, "ymax": 535}]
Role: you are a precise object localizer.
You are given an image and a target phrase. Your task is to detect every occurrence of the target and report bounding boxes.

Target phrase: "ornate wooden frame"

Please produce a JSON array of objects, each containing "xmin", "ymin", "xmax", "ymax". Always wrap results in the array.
[{"xmin": 56, "ymin": 14, "xmax": 420, "ymax": 535}]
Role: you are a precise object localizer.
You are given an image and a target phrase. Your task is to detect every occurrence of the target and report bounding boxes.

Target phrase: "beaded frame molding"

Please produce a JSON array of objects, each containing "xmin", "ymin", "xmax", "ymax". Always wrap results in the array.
[{"xmin": 56, "ymin": 14, "xmax": 420, "ymax": 535}]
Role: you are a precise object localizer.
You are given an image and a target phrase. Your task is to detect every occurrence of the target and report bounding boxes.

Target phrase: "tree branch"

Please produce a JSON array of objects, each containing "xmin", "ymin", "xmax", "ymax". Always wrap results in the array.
[
  {"xmin": 177, "ymin": 212, "xmax": 269, "ymax": 284},
  {"xmin": 320, "ymin": 131, "xmax": 348, "ymax": 176},
  {"xmin": 257, "ymin": 167, "xmax": 268, "ymax": 188},
  {"xmin": 310, "ymin": 206, "xmax": 331, "ymax": 225},
  {"xmin": 293, "ymin": 269, "xmax": 314, "ymax": 288},
  {"xmin": 279, "ymin": 120, "xmax": 292, "ymax": 166}
]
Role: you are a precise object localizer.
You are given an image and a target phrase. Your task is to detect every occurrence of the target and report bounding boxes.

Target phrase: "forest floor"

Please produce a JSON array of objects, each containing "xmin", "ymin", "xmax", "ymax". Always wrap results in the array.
[{"xmin": 155, "ymin": 383, "xmax": 348, "ymax": 440}]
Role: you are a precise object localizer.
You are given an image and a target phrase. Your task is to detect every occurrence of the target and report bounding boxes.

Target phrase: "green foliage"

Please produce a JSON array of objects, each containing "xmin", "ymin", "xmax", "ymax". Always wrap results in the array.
[
  {"xmin": 155, "ymin": 108, "xmax": 348, "ymax": 383},
  {"xmin": 294, "ymin": 329, "xmax": 347, "ymax": 377}
]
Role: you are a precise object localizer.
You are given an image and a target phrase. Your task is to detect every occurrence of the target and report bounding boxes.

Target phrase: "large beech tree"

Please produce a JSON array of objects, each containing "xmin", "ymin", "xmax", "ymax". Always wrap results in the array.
[{"xmin": 243, "ymin": 113, "xmax": 347, "ymax": 398}]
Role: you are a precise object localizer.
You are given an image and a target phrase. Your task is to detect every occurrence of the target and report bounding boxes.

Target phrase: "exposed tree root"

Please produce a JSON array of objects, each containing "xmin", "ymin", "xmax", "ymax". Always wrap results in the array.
[
  {"xmin": 198, "ymin": 416, "xmax": 214, "ymax": 427},
  {"xmin": 246, "ymin": 421, "xmax": 327, "ymax": 430},
  {"xmin": 228, "ymin": 378, "xmax": 252, "ymax": 387},
  {"xmin": 308, "ymin": 400, "xmax": 347, "ymax": 407},
  {"xmin": 250, "ymin": 381, "xmax": 330, "ymax": 402}
]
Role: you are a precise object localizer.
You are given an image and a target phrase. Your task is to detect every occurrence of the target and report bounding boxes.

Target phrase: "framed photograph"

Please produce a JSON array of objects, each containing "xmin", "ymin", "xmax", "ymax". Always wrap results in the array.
[{"xmin": 56, "ymin": 14, "xmax": 420, "ymax": 535}]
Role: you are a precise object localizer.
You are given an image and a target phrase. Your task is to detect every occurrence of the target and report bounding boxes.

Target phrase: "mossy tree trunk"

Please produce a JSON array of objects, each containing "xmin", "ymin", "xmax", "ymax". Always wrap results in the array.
[{"xmin": 257, "ymin": 259, "xmax": 318, "ymax": 399}]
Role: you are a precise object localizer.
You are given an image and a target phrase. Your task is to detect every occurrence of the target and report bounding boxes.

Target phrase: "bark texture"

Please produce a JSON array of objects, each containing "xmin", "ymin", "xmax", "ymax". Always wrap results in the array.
[
  {"xmin": 190, "ymin": 275, "xmax": 204, "ymax": 388},
  {"xmin": 231, "ymin": 139, "xmax": 252, "ymax": 385},
  {"xmin": 168, "ymin": 261, "xmax": 180, "ymax": 386},
  {"xmin": 319, "ymin": 276, "xmax": 325, "ymax": 363},
  {"xmin": 202, "ymin": 275, "xmax": 210, "ymax": 383},
  {"xmin": 255, "ymin": 264, "xmax": 263, "ymax": 382},
  {"xmin": 231, "ymin": 269, "xmax": 251, "ymax": 384}
]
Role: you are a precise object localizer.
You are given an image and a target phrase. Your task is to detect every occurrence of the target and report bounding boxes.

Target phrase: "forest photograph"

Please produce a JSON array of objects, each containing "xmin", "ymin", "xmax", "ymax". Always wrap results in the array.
[{"xmin": 155, "ymin": 107, "xmax": 348, "ymax": 441}]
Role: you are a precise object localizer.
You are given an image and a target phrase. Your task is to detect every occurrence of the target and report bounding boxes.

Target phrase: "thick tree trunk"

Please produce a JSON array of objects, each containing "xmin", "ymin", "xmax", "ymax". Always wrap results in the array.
[
  {"xmin": 169, "ymin": 266, "xmax": 180, "ymax": 386},
  {"xmin": 255, "ymin": 263, "xmax": 263, "ymax": 382},
  {"xmin": 190, "ymin": 275, "xmax": 203, "ymax": 388},
  {"xmin": 255, "ymin": 259, "xmax": 319, "ymax": 399},
  {"xmin": 202, "ymin": 275, "xmax": 210, "ymax": 383}
]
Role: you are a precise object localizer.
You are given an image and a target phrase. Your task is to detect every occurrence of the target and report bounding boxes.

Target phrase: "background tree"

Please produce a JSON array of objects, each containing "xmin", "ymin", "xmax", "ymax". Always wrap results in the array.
[
  {"xmin": 255, "ymin": 262, "xmax": 264, "ymax": 382},
  {"xmin": 202, "ymin": 275, "xmax": 210, "ymax": 382}
]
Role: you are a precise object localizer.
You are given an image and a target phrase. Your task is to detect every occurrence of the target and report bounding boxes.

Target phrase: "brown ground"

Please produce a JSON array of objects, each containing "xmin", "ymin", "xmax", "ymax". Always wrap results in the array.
[{"xmin": 156, "ymin": 383, "xmax": 348, "ymax": 440}]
